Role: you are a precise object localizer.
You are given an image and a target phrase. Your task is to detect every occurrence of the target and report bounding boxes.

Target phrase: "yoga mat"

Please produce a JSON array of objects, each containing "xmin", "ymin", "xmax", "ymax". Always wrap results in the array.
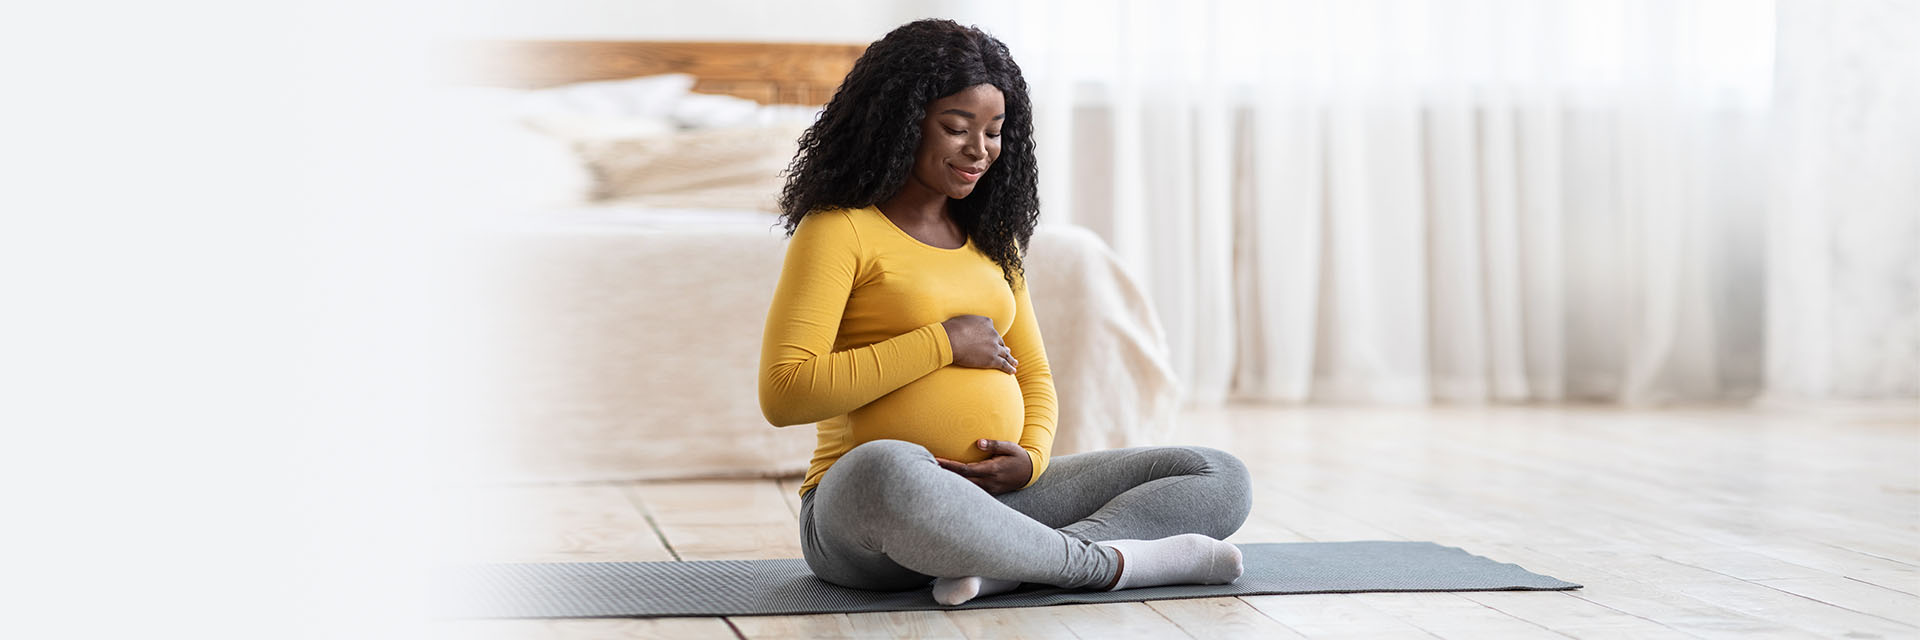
[{"xmin": 434, "ymin": 541, "xmax": 1582, "ymax": 619}]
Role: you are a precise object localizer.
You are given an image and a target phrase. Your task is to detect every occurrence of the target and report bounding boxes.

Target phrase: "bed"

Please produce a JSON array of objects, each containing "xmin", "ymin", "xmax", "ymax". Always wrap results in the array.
[{"xmin": 436, "ymin": 40, "xmax": 1181, "ymax": 483}]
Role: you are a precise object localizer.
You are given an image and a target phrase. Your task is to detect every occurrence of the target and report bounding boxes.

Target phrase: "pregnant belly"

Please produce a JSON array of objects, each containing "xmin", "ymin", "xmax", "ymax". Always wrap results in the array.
[{"xmin": 848, "ymin": 366, "xmax": 1025, "ymax": 463}]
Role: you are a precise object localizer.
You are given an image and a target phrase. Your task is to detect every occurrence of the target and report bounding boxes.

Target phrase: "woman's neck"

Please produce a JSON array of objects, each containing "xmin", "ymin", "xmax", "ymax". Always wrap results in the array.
[{"xmin": 877, "ymin": 181, "xmax": 951, "ymax": 226}]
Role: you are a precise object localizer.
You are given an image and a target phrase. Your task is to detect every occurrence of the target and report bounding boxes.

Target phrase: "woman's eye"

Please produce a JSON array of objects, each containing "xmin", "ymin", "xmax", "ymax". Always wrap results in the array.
[
  {"xmin": 944, "ymin": 127, "xmax": 965, "ymax": 135},
  {"xmin": 987, "ymin": 132, "xmax": 1002, "ymax": 139}
]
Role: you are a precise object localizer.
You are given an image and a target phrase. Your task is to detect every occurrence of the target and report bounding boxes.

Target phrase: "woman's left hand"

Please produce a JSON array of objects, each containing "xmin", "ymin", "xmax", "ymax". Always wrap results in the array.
[{"xmin": 934, "ymin": 439, "xmax": 1033, "ymax": 495}]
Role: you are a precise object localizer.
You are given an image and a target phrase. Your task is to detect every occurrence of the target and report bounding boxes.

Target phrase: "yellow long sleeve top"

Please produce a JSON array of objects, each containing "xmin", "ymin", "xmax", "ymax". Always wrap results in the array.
[{"xmin": 758, "ymin": 205, "xmax": 1057, "ymax": 498}]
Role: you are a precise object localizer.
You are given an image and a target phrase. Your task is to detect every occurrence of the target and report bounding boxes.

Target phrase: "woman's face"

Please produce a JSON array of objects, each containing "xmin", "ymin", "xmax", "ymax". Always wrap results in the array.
[{"xmin": 908, "ymin": 83, "xmax": 1005, "ymax": 200}]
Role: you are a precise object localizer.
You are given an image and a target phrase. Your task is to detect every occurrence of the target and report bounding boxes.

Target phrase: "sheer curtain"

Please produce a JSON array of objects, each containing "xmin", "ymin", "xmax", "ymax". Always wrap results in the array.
[
  {"xmin": 1765, "ymin": 0, "xmax": 1920, "ymax": 402},
  {"xmin": 940, "ymin": 0, "xmax": 1916, "ymax": 406}
]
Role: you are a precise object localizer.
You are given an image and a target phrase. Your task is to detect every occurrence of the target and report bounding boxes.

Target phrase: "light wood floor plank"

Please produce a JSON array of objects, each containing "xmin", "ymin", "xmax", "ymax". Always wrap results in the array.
[
  {"xmin": 627, "ymin": 480, "xmax": 794, "ymax": 527},
  {"xmin": 1847, "ymin": 568, "xmax": 1920, "ymax": 597},
  {"xmin": 1146, "ymin": 596, "xmax": 1310, "ymax": 639},
  {"xmin": 1451, "ymin": 591, "xmax": 1694, "ymax": 640},
  {"xmin": 1224, "ymin": 484, "xmax": 1773, "ymax": 636},
  {"xmin": 1335, "ymin": 459, "xmax": 1909, "ymax": 640},
  {"xmin": 1749, "ymin": 575, "xmax": 1920, "ymax": 626},
  {"xmin": 1660, "ymin": 576, "xmax": 1919, "ymax": 638},
  {"xmin": 1238, "ymin": 593, "xmax": 1438, "ymax": 638},
  {"xmin": 434, "ymin": 484, "xmax": 673, "ymax": 563},
  {"xmin": 1724, "ymin": 539, "xmax": 1918, "ymax": 579},
  {"xmin": 1650, "ymin": 547, "xmax": 1837, "ymax": 581},
  {"xmin": 626, "ymin": 481, "xmax": 801, "ymax": 560},
  {"xmin": 1346, "ymin": 591, "xmax": 1564, "ymax": 638},
  {"xmin": 775, "ymin": 477, "xmax": 806, "ymax": 519},
  {"xmin": 842, "ymin": 610, "xmax": 968, "ymax": 639},
  {"xmin": 1450, "ymin": 543, "xmax": 1824, "ymax": 639},
  {"xmin": 1037, "ymin": 602, "xmax": 1195, "ymax": 639},
  {"xmin": 942, "ymin": 606, "xmax": 1078, "ymax": 639}
]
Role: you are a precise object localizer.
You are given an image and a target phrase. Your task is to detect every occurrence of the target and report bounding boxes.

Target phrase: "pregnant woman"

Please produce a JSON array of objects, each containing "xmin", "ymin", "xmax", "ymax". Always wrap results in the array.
[{"xmin": 758, "ymin": 19, "xmax": 1253, "ymax": 606}]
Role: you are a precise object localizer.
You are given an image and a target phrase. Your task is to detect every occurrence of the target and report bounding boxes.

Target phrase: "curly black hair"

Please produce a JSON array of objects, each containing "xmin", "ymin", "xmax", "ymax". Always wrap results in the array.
[{"xmin": 776, "ymin": 19, "xmax": 1039, "ymax": 291}]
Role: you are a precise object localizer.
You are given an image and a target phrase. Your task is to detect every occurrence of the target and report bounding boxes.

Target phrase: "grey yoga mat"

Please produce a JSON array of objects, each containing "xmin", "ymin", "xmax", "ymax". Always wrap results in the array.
[{"xmin": 434, "ymin": 541, "xmax": 1582, "ymax": 619}]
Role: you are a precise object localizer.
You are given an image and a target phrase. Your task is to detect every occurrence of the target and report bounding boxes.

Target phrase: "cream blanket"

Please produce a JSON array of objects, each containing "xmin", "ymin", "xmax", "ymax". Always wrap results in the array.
[{"xmin": 460, "ymin": 211, "xmax": 1180, "ymax": 482}]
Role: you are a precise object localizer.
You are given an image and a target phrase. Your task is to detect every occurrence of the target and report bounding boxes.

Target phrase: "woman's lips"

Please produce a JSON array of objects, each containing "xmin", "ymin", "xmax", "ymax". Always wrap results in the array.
[{"xmin": 950, "ymin": 164, "xmax": 984, "ymax": 183}]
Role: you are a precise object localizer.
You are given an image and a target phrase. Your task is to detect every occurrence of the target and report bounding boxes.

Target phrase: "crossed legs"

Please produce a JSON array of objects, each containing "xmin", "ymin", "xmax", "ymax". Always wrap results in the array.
[{"xmin": 798, "ymin": 439, "xmax": 1253, "ymax": 597}]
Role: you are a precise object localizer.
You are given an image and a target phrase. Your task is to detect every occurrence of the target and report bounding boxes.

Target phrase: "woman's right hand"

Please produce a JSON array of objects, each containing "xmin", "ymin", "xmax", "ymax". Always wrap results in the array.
[{"xmin": 941, "ymin": 314, "xmax": 1017, "ymax": 374}]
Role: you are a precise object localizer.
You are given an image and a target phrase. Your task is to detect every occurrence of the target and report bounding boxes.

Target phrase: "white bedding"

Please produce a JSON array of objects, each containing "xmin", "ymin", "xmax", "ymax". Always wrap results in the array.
[{"xmin": 458, "ymin": 205, "xmax": 1182, "ymax": 483}]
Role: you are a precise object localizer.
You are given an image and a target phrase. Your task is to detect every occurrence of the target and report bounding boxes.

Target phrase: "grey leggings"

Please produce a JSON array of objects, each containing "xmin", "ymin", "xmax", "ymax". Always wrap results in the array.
[{"xmin": 798, "ymin": 439, "xmax": 1253, "ymax": 591}]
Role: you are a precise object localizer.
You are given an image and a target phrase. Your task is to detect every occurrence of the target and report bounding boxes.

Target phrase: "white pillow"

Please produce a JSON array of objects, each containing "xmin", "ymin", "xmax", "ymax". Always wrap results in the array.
[
  {"xmin": 523, "ymin": 113, "xmax": 676, "ymax": 140},
  {"xmin": 516, "ymin": 73, "xmax": 697, "ymax": 120},
  {"xmin": 671, "ymin": 92, "xmax": 763, "ymax": 129},
  {"xmin": 575, "ymin": 119, "xmax": 812, "ymax": 212},
  {"xmin": 671, "ymin": 95, "xmax": 825, "ymax": 130},
  {"xmin": 471, "ymin": 76, "xmax": 825, "ymax": 213},
  {"xmin": 755, "ymin": 103, "xmax": 827, "ymax": 126}
]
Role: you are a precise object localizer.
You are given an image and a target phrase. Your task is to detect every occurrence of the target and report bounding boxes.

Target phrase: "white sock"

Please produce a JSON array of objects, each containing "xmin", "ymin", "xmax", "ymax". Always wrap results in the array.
[
  {"xmin": 1098, "ymin": 534, "xmax": 1244, "ymax": 591},
  {"xmin": 931, "ymin": 576, "xmax": 1023, "ymax": 606}
]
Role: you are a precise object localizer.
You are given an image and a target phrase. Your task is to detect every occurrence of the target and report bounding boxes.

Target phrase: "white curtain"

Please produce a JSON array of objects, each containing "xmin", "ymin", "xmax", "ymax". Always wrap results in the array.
[
  {"xmin": 1765, "ymin": 0, "xmax": 1920, "ymax": 402},
  {"xmin": 939, "ymin": 0, "xmax": 1918, "ymax": 406}
]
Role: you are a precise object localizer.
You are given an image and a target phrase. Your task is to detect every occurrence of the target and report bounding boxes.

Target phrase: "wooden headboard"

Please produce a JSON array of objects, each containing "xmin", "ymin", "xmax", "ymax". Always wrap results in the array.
[{"xmin": 437, "ymin": 40, "xmax": 868, "ymax": 105}]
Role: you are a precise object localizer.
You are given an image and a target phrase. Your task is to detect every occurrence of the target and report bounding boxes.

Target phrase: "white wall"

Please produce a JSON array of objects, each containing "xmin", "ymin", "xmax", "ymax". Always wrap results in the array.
[{"xmin": 448, "ymin": 0, "xmax": 943, "ymax": 43}]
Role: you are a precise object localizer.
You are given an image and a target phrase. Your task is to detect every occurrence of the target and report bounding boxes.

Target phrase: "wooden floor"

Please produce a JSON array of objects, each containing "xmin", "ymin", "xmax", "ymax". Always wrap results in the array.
[{"xmin": 433, "ymin": 404, "xmax": 1920, "ymax": 639}]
